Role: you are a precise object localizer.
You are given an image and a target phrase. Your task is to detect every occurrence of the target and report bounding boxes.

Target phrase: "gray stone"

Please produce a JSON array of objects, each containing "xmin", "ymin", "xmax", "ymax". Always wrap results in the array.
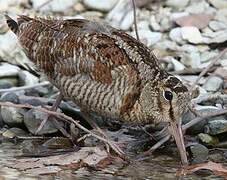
[
  {"xmin": 1, "ymin": 106, "xmax": 25, "ymax": 126},
  {"xmin": 18, "ymin": 70, "xmax": 39, "ymax": 86},
  {"xmin": 189, "ymin": 143, "xmax": 209, "ymax": 164},
  {"xmin": 0, "ymin": 92, "xmax": 19, "ymax": 103},
  {"xmin": 203, "ymin": 76, "xmax": 223, "ymax": 92},
  {"xmin": 205, "ymin": 119, "xmax": 227, "ymax": 135},
  {"xmin": 24, "ymin": 108, "xmax": 60, "ymax": 135},
  {"xmin": 83, "ymin": 0, "xmax": 117, "ymax": 12},
  {"xmin": 0, "ymin": 79, "xmax": 16, "ymax": 89}
]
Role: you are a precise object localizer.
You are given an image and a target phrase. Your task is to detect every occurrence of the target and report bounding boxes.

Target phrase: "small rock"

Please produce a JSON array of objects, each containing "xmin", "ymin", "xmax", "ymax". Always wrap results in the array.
[
  {"xmin": 32, "ymin": 0, "xmax": 78, "ymax": 12},
  {"xmin": 0, "ymin": 63, "xmax": 19, "ymax": 78},
  {"xmin": 83, "ymin": 0, "xmax": 117, "ymax": 12},
  {"xmin": 186, "ymin": 1, "xmax": 212, "ymax": 14},
  {"xmin": 189, "ymin": 143, "xmax": 209, "ymax": 164},
  {"xmin": 1, "ymin": 106, "xmax": 25, "ymax": 126},
  {"xmin": 170, "ymin": 57, "xmax": 185, "ymax": 71},
  {"xmin": 0, "ymin": 92, "xmax": 19, "ymax": 103},
  {"xmin": 0, "ymin": 79, "xmax": 16, "ymax": 89},
  {"xmin": 174, "ymin": 14, "xmax": 213, "ymax": 29},
  {"xmin": 198, "ymin": 133, "xmax": 219, "ymax": 146},
  {"xmin": 24, "ymin": 108, "xmax": 61, "ymax": 135},
  {"xmin": 2, "ymin": 127, "xmax": 27, "ymax": 139},
  {"xmin": 200, "ymin": 51, "xmax": 218, "ymax": 63},
  {"xmin": 18, "ymin": 70, "xmax": 39, "ymax": 86},
  {"xmin": 135, "ymin": 30, "xmax": 162, "ymax": 46},
  {"xmin": 169, "ymin": 27, "xmax": 184, "ymax": 44},
  {"xmin": 203, "ymin": 76, "xmax": 223, "ymax": 92},
  {"xmin": 181, "ymin": 26, "xmax": 203, "ymax": 44},
  {"xmin": 209, "ymin": 20, "xmax": 227, "ymax": 31},
  {"xmin": 107, "ymin": 0, "xmax": 134, "ymax": 30},
  {"xmin": 205, "ymin": 119, "xmax": 227, "ymax": 135},
  {"xmin": 180, "ymin": 52, "xmax": 201, "ymax": 68},
  {"xmin": 208, "ymin": 0, "xmax": 227, "ymax": 9},
  {"xmin": 149, "ymin": 15, "xmax": 161, "ymax": 31},
  {"xmin": 166, "ymin": 0, "xmax": 189, "ymax": 8}
]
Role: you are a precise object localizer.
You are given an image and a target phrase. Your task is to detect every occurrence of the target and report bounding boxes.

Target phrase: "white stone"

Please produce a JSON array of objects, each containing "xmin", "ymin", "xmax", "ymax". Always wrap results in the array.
[
  {"xmin": 166, "ymin": 0, "xmax": 189, "ymax": 8},
  {"xmin": 149, "ymin": 15, "xmax": 161, "ymax": 31},
  {"xmin": 209, "ymin": 21, "xmax": 227, "ymax": 31},
  {"xmin": 203, "ymin": 76, "xmax": 223, "ymax": 92},
  {"xmin": 171, "ymin": 58, "xmax": 185, "ymax": 71},
  {"xmin": 83, "ymin": 0, "xmax": 117, "ymax": 12},
  {"xmin": 0, "ymin": 63, "xmax": 19, "ymax": 77},
  {"xmin": 209, "ymin": 0, "xmax": 227, "ymax": 9},
  {"xmin": 169, "ymin": 27, "xmax": 184, "ymax": 44},
  {"xmin": 135, "ymin": 30, "xmax": 162, "ymax": 46},
  {"xmin": 107, "ymin": 0, "xmax": 134, "ymax": 30},
  {"xmin": 32, "ymin": 0, "xmax": 78, "ymax": 12},
  {"xmin": 18, "ymin": 70, "xmax": 39, "ymax": 86},
  {"xmin": 181, "ymin": 27, "xmax": 203, "ymax": 44}
]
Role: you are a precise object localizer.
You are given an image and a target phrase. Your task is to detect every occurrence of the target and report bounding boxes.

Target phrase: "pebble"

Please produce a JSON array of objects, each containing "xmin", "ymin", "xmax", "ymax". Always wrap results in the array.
[
  {"xmin": 1, "ymin": 106, "xmax": 25, "ymax": 126},
  {"xmin": 203, "ymin": 76, "xmax": 223, "ymax": 92},
  {"xmin": 136, "ymin": 30, "xmax": 162, "ymax": 46},
  {"xmin": 181, "ymin": 27, "xmax": 203, "ymax": 44},
  {"xmin": 18, "ymin": 70, "xmax": 39, "ymax": 86},
  {"xmin": 166, "ymin": 0, "xmax": 189, "ymax": 8},
  {"xmin": 205, "ymin": 119, "xmax": 227, "ymax": 135},
  {"xmin": 24, "ymin": 108, "xmax": 60, "ymax": 135},
  {"xmin": 0, "ymin": 63, "xmax": 19, "ymax": 78},
  {"xmin": 107, "ymin": 0, "xmax": 134, "ymax": 30},
  {"xmin": 189, "ymin": 143, "xmax": 209, "ymax": 164},
  {"xmin": 169, "ymin": 27, "xmax": 184, "ymax": 44},
  {"xmin": 32, "ymin": 0, "xmax": 78, "ymax": 12},
  {"xmin": 83, "ymin": 0, "xmax": 117, "ymax": 12},
  {"xmin": 209, "ymin": 20, "xmax": 227, "ymax": 31},
  {"xmin": 170, "ymin": 57, "xmax": 185, "ymax": 71},
  {"xmin": 197, "ymin": 133, "xmax": 219, "ymax": 146}
]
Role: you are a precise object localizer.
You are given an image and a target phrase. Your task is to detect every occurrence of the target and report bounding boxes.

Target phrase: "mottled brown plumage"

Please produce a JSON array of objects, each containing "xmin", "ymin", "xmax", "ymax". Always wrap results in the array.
[{"xmin": 5, "ymin": 15, "xmax": 192, "ymax": 165}]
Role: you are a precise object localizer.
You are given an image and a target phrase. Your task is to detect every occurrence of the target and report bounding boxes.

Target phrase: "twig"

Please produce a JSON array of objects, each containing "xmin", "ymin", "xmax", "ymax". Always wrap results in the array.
[
  {"xmin": 132, "ymin": 0, "xmax": 140, "ymax": 40},
  {"xmin": 0, "ymin": 81, "xmax": 50, "ymax": 94},
  {"xmin": 36, "ymin": 0, "xmax": 54, "ymax": 10},
  {"xmin": 0, "ymin": 101, "xmax": 123, "ymax": 156},
  {"xmin": 171, "ymin": 66, "xmax": 217, "ymax": 75},
  {"xmin": 190, "ymin": 47, "xmax": 227, "ymax": 92}
]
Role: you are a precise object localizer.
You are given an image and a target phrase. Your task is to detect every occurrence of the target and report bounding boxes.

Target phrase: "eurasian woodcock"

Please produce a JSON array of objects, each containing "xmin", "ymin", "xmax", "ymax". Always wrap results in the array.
[{"xmin": 5, "ymin": 15, "xmax": 191, "ymax": 165}]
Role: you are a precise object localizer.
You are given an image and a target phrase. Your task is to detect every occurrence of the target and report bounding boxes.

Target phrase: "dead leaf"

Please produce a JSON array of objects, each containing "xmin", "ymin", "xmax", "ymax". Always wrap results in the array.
[
  {"xmin": 177, "ymin": 161, "xmax": 227, "ymax": 178},
  {"xmin": 7, "ymin": 147, "xmax": 109, "ymax": 175},
  {"xmin": 174, "ymin": 13, "xmax": 213, "ymax": 29}
]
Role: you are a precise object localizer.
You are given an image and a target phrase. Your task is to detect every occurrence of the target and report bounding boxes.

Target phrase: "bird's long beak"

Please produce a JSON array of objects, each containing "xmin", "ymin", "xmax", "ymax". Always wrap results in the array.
[{"xmin": 168, "ymin": 120, "xmax": 188, "ymax": 165}]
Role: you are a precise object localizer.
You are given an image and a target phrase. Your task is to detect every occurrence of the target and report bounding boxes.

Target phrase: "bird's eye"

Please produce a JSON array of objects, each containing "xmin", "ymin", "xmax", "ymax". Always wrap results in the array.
[{"xmin": 164, "ymin": 90, "xmax": 173, "ymax": 101}]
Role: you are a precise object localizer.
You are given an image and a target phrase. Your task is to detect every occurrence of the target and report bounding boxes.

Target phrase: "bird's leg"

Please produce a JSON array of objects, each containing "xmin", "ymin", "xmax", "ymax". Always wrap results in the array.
[
  {"xmin": 35, "ymin": 93, "xmax": 70, "ymax": 138},
  {"xmin": 80, "ymin": 110, "xmax": 125, "ymax": 156}
]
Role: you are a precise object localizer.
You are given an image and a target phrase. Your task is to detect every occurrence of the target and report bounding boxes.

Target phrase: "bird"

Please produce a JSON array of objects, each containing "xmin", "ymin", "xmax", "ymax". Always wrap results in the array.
[{"xmin": 5, "ymin": 15, "xmax": 192, "ymax": 165}]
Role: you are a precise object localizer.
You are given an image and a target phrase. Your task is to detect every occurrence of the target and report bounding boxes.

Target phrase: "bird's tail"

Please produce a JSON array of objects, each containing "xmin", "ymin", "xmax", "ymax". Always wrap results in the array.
[{"xmin": 5, "ymin": 15, "xmax": 19, "ymax": 34}]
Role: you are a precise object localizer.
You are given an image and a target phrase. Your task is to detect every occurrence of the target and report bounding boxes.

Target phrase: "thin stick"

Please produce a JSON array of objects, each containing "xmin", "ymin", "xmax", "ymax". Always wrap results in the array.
[
  {"xmin": 190, "ymin": 47, "xmax": 227, "ymax": 92},
  {"xmin": 0, "ymin": 81, "xmax": 50, "ymax": 94},
  {"xmin": 132, "ymin": 0, "xmax": 140, "ymax": 40},
  {"xmin": 0, "ymin": 102, "xmax": 123, "ymax": 156},
  {"xmin": 36, "ymin": 0, "xmax": 54, "ymax": 10}
]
